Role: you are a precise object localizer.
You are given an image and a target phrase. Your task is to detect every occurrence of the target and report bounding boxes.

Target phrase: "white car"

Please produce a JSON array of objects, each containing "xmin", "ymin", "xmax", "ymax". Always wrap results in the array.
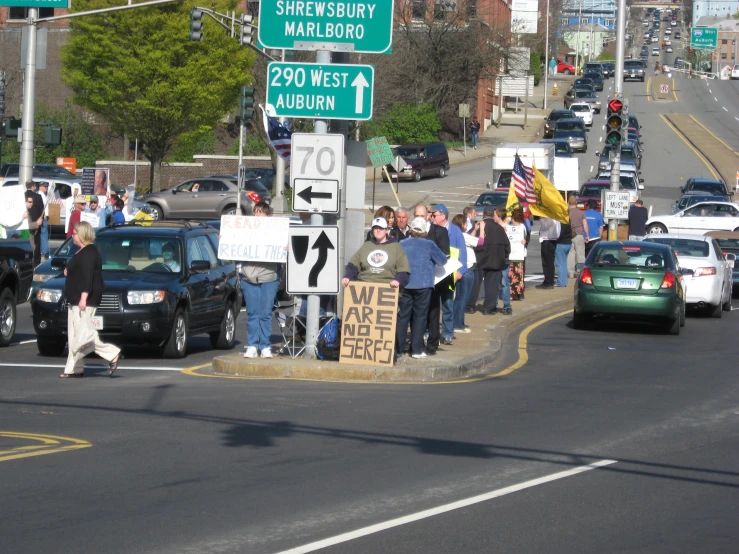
[
  {"xmin": 665, "ymin": 28, "xmax": 671, "ymax": 35},
  {"xmin": 731, "ymin": 64, "xmax": 739, "ymax": 80},
  {"xmin": 652, "ymin": 36, "xmax": 659, "ymax": 43},
  {"xmin": 569, "ymin": 102, "xmax": 593, "ymax": 126},
  {"xmin": 646, "ymin": 201, "xmax": 739, "ymax": 235},
  {"xmin": 652, "ymin": 47, "xmax": 660, "ymax": 55},
  {"xmin": 671, "ymin": 19, "xmax": 677, "ymax": 26},
  {"xmin": 643, "ymin": 234, "xmax": 734, "ymax": 315},
  {"xmin": 666, "ymin": 46, "xmax": 673, "ymax": 53}
]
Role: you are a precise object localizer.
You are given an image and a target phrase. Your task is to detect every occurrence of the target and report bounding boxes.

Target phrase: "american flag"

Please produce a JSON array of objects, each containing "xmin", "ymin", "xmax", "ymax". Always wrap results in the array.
[
  {"xmin": 262, "ymin": 111, "xmax": 292, "ymax": 165},
  {"xmin": 512, "ymin": 154, "xmax": 536, "ymax": 204}
]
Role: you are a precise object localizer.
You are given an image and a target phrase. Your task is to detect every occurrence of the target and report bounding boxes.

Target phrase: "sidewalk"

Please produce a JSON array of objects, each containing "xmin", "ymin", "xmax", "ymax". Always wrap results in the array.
[{"xmin": 208, "ymin": 285, "xmax": 572, "ymax": 383}]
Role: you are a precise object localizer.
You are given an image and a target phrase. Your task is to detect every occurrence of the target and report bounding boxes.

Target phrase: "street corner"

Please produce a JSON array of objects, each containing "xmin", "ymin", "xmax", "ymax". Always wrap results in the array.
[{"xmin": 0, "ymin": 431, "xmax": 91, "ymax": 463}]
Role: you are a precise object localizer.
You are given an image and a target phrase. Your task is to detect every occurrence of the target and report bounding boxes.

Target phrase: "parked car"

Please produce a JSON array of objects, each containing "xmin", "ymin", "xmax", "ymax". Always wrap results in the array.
[
  {"xmin": 644, "ymin": 234, "xmax": 733, "ymax": 315},
  {"xmin": 32, "ymin": 221, "xmax": 243, "ymax": 358},
  {"xmin": 540, "ymin": 138, "xmax": 574, "ymax": 158},
  {"xmin": 141, "ymin": 175, "xmax": 269, "ymax": 220},
  {"xmin": 568, "ymin": 102, "xmax": 594, "ymax": 126},
  {"xmin": 573, "ymin": 241, "xmax": 688, "ymax": 334},
  {"xmin": 646, "ymin": 201, "xmax": 739, "ymax": 235},
  {"xmin": 557, "ymin": 59, "xmax": 576, "ymax": 74},
  {"xmin": 673, "ymin": 194, "xmax": 730, "ymax": 213},
  {"xmin": 383, "ymin": 142, "xmax": 449, "ymax": 182},
  {"xmin": 704, "ymin": 231, "xmax": 739, "ymax": 294},
  {"xmin": 544, "ymin": 109, "xmax": 576, "ymax": 138},
  {"xmin": 0, "ymin": 236, "xmax": 34, "ymax": 346},
  {"xmin": 238, "ymin": 167, "xmax": 290, "ymax": 191},
  {"xmin": 731, "ymin": 64, "xmax": 739, "ymax": 80},
  {"xmin": 680, "ymin": 178, "xmax": 733, "ymax": 197}
]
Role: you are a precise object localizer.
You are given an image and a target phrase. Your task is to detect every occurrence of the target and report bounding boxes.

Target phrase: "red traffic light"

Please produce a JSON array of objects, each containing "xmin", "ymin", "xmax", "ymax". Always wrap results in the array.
[{"xmin": 608, "ymin": 98, "xmax": 623, "ymax": 113}]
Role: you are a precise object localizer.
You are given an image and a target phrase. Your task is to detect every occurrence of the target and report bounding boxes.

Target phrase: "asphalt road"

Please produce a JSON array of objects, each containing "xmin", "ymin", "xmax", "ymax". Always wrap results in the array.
[{"xmin": 4, "ymin": 28, "xmax": 739, "ymax": 552}]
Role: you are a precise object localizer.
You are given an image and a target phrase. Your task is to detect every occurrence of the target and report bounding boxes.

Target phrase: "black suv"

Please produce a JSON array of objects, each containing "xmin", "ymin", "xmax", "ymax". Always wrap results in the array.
[
  {"xmin": 31, "ymin": 221, "xmax": 242, "ymax": 358},
  {"xmin": 544, "ymin": 109, "xmax": 576, "ymax": 138},
  {"xmin": 383, "ymin": 143, "xmax": 449, "ymax": 182}
]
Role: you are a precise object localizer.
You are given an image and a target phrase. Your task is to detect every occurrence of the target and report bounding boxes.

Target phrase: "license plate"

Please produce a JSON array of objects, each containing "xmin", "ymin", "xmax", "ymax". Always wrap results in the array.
[
  {"xmin": 91, "ymin": 316, "xmax": 104, "ymax": 330},
  {"xmin": 616, "ymin": 278, "xmax": 638, "ymax": 289}
]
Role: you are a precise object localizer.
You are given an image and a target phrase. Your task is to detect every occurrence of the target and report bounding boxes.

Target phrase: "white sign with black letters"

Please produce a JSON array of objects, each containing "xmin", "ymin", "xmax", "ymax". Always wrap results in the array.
[
  {"xmin": 602, "ymin": 191, "xmax": 630, "ymax": 220},
  {"xmin": 287, "ymin": 225, "xmax": 339, "ymax": 294},
  {"xmin": 290, "ymin": 133, "xmax": 344, "ymax": 214}
]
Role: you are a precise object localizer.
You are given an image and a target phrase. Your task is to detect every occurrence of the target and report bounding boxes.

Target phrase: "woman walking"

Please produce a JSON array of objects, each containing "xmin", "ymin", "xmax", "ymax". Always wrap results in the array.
[{"xmin": 61, "ymin": 221, "xmax": 121, "ymax": 378}]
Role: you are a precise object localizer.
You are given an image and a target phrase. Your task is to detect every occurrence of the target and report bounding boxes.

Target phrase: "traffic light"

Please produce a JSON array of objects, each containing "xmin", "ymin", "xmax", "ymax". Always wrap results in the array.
[
  {"xmin": 43, "ymin": 126, "xmax": 63, "ymax": 146},
  {"xmin": 3, "ymin": 119, "xmax": 21, "ymax": 137},
  {"xmin": 240, "ymin": 86, "xmax": 255, "ymax": 120},
  {"xmin": 240, "ymin": 14, "xmax": 253, "ymax": 46},
  {"xmin": 190, "ymin": 8, "xmax": 204, "ymax": 41},
  {"xmin": 605, "ymin": 98, "xmax": 624, "ymax": 146}
]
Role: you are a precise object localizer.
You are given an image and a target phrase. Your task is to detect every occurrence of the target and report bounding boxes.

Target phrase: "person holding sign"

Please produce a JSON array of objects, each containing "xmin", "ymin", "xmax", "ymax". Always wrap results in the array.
[
  {"xmin": 506, "ymin": 208, "xmax": 529, "ymax": 301},
  {"xmin": 241, "ymin": 202, "xmax": 282, "ymax": 359},
  {"xmin": 397, "ymin": 217, "xmax": 448, "ymax": 359},
  {"xmin": 342, "ymin": 217, "xmax": 410, "ymax": 289}
]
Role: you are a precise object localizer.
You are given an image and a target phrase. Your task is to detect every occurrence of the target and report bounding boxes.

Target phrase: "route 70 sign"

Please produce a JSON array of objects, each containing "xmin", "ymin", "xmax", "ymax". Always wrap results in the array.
[{"xmin": 291, "ymin": 133, "xmax": 344, "ymax": 213}]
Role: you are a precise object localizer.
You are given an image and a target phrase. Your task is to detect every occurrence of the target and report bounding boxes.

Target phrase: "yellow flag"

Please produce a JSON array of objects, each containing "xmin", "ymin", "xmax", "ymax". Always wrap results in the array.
[
  {"xmin": 505, "ymin": 184, "xmax": 520, "ymax": 215},
  {"xmin": 529, "ymin": 168, "xmax": 570, "ymax": 224}
]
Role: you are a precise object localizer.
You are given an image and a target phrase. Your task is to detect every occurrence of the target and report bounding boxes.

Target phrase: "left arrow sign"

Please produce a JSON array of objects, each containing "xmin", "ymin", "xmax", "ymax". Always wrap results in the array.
[{"xmin": 297, "ymin": 185, "xmax": 333, "ymax": 205}]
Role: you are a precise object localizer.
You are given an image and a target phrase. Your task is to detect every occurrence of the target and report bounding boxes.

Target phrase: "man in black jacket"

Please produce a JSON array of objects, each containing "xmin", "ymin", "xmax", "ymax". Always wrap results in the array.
[{"xmin": 471, "ymin": 207, "xmax": 511, "ymax": 315}]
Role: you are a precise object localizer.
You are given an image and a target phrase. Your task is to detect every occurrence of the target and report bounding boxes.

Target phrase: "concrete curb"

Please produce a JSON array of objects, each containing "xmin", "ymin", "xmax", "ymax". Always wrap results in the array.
[{"xmin": 210, "ymin": 297, "xmax": 573, "ymax": 383}]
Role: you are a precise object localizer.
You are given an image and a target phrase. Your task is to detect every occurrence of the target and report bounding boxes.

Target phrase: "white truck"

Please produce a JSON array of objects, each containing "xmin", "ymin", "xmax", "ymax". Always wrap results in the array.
[{"xmin": 491, "ymin": 143, "xmax": 579, "ymax": 193}]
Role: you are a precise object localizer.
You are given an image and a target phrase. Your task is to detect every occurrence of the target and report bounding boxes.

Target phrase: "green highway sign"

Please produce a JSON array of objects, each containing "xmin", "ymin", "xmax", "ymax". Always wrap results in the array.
[
  {"xmin": 258, "ymin": 0, "xmax": 394, "ymax": 54},
  {"xmin": 266, "ymin": 62, "xmax": 374, "ymax": 120},
  {"xmin": 0, "ymin": 0, "xmax": 69, "ymax": 6},
  {"xmin": 691, "ymin": 27, "xmax": 718, "ymax": 50}
]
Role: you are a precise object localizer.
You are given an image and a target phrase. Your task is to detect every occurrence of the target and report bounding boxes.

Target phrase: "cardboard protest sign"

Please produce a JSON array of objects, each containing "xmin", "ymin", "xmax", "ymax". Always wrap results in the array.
[
  {"xmin": 340, "ymin": 282, "xmax": 399, "ymax": 367},
  {"xmin": 81, "ymin": 211, "xmax": 101, "ymax": 228},
  {"xmin": 217, "ymin": 215, "xmax": 289, "ymax": 263}
]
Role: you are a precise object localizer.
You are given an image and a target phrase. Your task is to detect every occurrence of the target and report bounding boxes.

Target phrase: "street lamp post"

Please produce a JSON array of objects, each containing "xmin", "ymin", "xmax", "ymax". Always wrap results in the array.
[{"xmin": 543, "ymin": 0, "xmax": 551, "ymax": 110}]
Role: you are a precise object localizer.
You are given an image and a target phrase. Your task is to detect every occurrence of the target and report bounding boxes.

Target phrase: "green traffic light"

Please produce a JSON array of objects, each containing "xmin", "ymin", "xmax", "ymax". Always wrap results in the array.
[{"xmin": 606, "ymin": 132, "xmax": 622, "ymax": 145}]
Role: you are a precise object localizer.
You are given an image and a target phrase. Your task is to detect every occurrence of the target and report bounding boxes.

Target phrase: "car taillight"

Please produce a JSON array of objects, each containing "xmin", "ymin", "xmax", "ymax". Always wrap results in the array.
[
  {"xmin": 692, "ymin": 267, "xmax": 717, "ymax": 277},
  {"xmin": 580, "ymin": 268, "xmax": 593, "ymax": 285},
  {"xmin": 248, "ymin": 191, "xmax": 261, "ymax": 204},
  {"xmin": 660, "ymin": 273, "xmax": 676, "ymax": 289}
]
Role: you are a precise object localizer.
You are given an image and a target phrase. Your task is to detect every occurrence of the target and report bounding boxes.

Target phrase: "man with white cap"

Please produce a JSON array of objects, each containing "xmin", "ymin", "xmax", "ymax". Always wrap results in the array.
[
  {"xmin": 397, "ymin": 217, "xmax": 448, "ymax": 358},
  {"xmin": 342, "ymin": 217, "xmax": 410, "ymax": 288}
]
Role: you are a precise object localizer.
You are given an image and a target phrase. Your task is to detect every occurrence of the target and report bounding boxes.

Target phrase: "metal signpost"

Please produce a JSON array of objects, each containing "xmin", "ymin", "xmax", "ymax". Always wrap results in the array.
[
  {"xmin": 257, "ymin": 0, "xmax": 394, "ymax": 53},
  {"xmin": 691, "ymin": 28, "xmax": 718, "ymax": 50},
  {"xmin": 266, "ymin": 62, "xmax": 374, "ymax": 120}
]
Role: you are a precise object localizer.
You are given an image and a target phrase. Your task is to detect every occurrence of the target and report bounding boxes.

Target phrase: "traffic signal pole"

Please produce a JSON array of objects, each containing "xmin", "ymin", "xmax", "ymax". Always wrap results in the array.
[{"xmin": 609, "ymin": 0, "xmax": 627, "ymax": 241}]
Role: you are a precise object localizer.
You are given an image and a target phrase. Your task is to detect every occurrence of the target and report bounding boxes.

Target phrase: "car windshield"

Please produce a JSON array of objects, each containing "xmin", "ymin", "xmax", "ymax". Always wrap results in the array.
[
  {"xmin": 575, "ymin": 90, "xmax": 592, "ymax": 98},
  {"xmin": 690, "ymin": 183, "xmax": 726, "ymax": 195},
  {"xmin": 592, "ymin": 244, "xmax": 675, "ymax": 268},
  {"xmin": 556, "ymin": 120, "xmax": 583, "ymax": 131},
  {"xmin": 55, "ymin": 239, "xmax": 80, "ymax": 258},
  {"xmin": 715, "ymin": 238, "xmax": 739, "ymax": 248},
  {"xmin": 97, "ymin": 236, "xmax": 184, "ymax": 274},
  {"xmin": 570, "ymin": 104, "xmax": 589, "ymax": 113},
  {"xmin": 394, "ymin": 147, "xmax": 422, "ymax": 159},
  {"xmin": 546, "ymin": 142, "xmax": 569, "ymax": 154},
  {"xmin": 497, "ymin": 171, "xmax": 512, "ymax": 188},
  {"xmin": 645, "ymin": 238, "xmax": 710, "ymax": 257},
  {"xmin": 580, "ymin": 185, "xmax": 607, "ymax": 196},
  {"xmin": 475, "ymin": 192, "xmax": 508, "ymax": 206},
  {"xmin": 549, "ymin": 111, "xmax": 573, "ymax": 121}
]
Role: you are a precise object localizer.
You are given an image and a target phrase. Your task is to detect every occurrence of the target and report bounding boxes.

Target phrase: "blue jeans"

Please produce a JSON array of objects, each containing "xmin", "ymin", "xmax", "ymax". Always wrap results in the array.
[
  {"xmin": 555, "ymin": 243, "xmax": 572, "ymax": 286},
  {"xmin": 241, "ymin": 279, "xmax": 279, "ymax": 350},
  {"xmin": 441, "ymin": 286, "xmax": 454, "ymax": 340},
  {"xmin": 471, "ymin": 132, "xmax": 479, "ymax": 148},
  {"xmin": 397, "ymin": 288, "xmax": 432, "ymax": 355},
  {"xmin": 499, "ymin": 266, "xmax": 512, "ymax": 310},
  {"xmin": 453, "ymin": 269, "xmax": 475, "ymax": 329},
  {"xmin": 40, "ymin": 219, "xmax": 49, "ymax": 258}
]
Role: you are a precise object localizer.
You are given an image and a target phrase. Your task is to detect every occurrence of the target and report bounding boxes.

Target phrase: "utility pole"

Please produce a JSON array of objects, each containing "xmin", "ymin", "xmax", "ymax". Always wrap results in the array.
[
  {"xmin": 18, "ymin": 8, "xmax": 38, "ymax": 188},
  {"xmin": 543, "ymin": 0, "xmax": 551, "ymax": 110},
  {"xmin": 273, "ymin": 49, "xmax": 287, "ymax": 215},
  {"xmin": 609, "ymin": 0, "xmax": 628, "ymax": 241}
]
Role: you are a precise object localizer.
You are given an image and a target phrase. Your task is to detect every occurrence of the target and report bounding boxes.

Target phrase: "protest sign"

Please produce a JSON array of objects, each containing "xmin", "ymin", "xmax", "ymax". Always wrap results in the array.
[
  {"xmin": 434, "ymin": 258, "xmax": 462, "ymax": 285},
  {"xmin": 81, "ymin": 168, "xmax": 110, "ymax": 198},
  {"xmin": 217, "ymin": 215, "xmax": 289, "ymax": 263},
  {"xmin": 0, "ymin": 183, "xmax": 28, "ymax": 228},
  {"xmin": 340, "ymin": 282, "xmax": 398, "ymax": 366},
  {"xmin": 505, "ymin": 224, "xmax": 527, "ymax": 261},
  {"xmin": 81, "ymin": 211, "xmax": 101, "ymax": 228}
]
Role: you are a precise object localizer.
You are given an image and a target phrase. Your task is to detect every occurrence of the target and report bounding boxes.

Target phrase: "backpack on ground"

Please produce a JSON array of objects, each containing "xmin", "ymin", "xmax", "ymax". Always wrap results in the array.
[{"xmin": 316, "ymin": 317, "xmax": 341, "ymax": 361}]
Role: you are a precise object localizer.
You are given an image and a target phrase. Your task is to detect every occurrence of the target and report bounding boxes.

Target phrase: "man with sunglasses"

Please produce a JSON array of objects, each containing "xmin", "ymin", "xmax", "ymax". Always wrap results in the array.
[{"xmin": 84, "ymin": 195, "xmax": 104, "ymax": 228}]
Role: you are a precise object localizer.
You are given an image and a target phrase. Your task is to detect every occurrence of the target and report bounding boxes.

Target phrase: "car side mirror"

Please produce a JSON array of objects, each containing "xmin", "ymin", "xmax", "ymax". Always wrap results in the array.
[
  {"xmin": 189, "ymin": 260, "xmax": 211, "ymax": 272},
  {"xmin": 595, "ymin": 151, "xmax": 600, "ymax": 156},
  {"xmin": 638, "ymin": 184, "xmax": 645, "ymax": 190},
  {"xmin": 679, "ymin": 186, "xmax": 685, "ymax": 193},
  {"xmin": 575, "ymin": 263, "xmax": 585, "ymax": 272},
  {"xmin": 679, "ymin": 267, "xmax": 694, "ymax": 276},
  {"xmin": 171, "ymin": 189, "xmax": 177, "ymax": 194},
  {"xmin": 639, "ymin": 178, "xmax": 645, "ymax": 183},
  {"xmin": 726, "ymin": 253, "xmax": 736, "ymax": 263},
  {"xmin": 50, "ymin": 257, "xmax": 67, "ymax": 270}
]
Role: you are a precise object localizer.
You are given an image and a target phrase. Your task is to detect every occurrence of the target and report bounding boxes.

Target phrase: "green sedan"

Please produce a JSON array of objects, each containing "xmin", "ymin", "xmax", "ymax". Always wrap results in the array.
[{"xmin": 573, "ymin": 241, "xmax": 691, "ymax": 335}]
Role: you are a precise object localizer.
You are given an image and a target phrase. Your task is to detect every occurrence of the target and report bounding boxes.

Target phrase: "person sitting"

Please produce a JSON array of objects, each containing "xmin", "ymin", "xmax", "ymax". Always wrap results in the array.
[
  {"xmin": 601, "ymin": 253, "xmax": 618, "ymax": 265},
  {"xmin": 162, "ymin": 242, "xmax": 181, "ymax": 272}
]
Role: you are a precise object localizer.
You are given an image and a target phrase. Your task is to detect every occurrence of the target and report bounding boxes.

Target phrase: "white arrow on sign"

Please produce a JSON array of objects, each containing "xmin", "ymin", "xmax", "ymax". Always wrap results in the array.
[{"xmin": 351, "ymin": 72, "xmax": 369, "ymax": 114}]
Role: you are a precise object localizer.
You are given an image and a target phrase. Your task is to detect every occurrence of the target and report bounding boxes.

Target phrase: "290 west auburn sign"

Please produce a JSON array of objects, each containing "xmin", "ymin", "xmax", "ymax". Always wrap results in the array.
[{"xmin": 340, "ymin": 282, "xmax": 398, "ymax": 366}]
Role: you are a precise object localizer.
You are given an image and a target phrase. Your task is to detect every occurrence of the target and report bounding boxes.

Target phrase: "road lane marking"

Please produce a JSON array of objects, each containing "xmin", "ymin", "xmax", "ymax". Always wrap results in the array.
[
  {"xmin": 646, "ymin": 77, "xmax": 652, "ymax": 101},
  {"xmin": 0, "ymin": 363, "xmax": 185, "ymax": 371},
  {"xmin": 589, "ymin": 165, "xmax": 594, "ymax": 172},
  {"xmin": 688, "ymin": 114, "xmax": 739, "ymax": 157},
  {"xmin": 0, "ymin": 432, "xmax": 91, "ymax": 463},
  {"xmin": 672, "ymin": 78, "xmax": 678, "ymax": 102},
  {"xmin": 659, "ymin": 115, "xmax": 721, "ymax": 181},
  {"xmin": 724, "ymin": 107, "xmax": 729, "ymax": 112},
  {"xmin": 715, "ymin": 97, "xmax": 718, "ymax": 101},
  {"xmin": 274, "ymin": 460, "xmax": 618, "ymax": 554}
]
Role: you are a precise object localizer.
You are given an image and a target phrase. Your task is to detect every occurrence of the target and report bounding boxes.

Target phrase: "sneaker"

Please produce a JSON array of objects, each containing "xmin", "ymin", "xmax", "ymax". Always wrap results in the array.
[
  {"xmin": 442, "ymin": 337, "xmax": 454, "ymax": 346},
  {"xmin": 411, "ymin": 352, "xmax": 427, "ymax": 359},
  {"xmin": 454, "ymin": 327, "xmax": 471, "ymax": 334},
  {"xmin": 260, "ymin": 347, "xmax": 273, "ymax": 358},
  {"xmin": 243, "ymin": 346, "xmax": 258, "ymax": 358},
  {"xmin": 535, "ymin": 284, "xmax": 554, "ymax": 290},
  {"xmin": 501, "ymin": 308, "xmax": 513, "ymax": 315}
]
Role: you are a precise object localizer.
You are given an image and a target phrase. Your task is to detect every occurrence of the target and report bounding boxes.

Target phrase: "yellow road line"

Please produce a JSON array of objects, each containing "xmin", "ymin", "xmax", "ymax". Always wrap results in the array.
[
  {"xmin": 688, "ymin": 114, "xmax": 739, "ymax": 157},
  {"xmin": 646, "ymin": 77, "xmax": 652, "ymax": 102},
  {"xmin": 182, "ymin": 309, "xmax": 572, "ymax": 386},
  {"xmin": 672, "ymin": 78, "xmax": 678, "ymax": 102},
  {"xmin": 0, "ymin": 432, "xmax": 91, "ymax": 463},
  {"xmin": 659, "ymin": 114, "xmax": 721, "ymax": 181}
]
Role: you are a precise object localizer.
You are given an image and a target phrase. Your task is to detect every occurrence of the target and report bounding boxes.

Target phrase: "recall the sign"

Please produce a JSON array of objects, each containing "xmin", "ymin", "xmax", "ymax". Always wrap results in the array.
[
  {"xmin": 340, "ymin": 282, "xmax": 398, "ymax": 366},
  {"xmin": 217, "ymin": 215, "xmax": 289, "ymax": 263}
]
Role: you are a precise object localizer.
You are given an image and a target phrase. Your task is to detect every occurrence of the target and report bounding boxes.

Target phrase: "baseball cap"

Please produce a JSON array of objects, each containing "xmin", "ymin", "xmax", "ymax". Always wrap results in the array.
[
  {"xmin": 38, "ymin": 181, "xmax": 49, "ymax": 187},
  {"xmin": 371, "ymin": 217, "xmax": 388, "ymax": 229},
  {"xmin": 410, "ymin": 217, "xmax": 428, "ymax": 233},
  {"xmin": 90, "ymin": 195, "xmax": 99, "ymax": 203},
  {"xmin": 431, "ymin": 203, "xmax": 449, "ymax": 216},
  {"xmin": 74, "ymin": 195, "xmax": 87, "ymax": 204}
]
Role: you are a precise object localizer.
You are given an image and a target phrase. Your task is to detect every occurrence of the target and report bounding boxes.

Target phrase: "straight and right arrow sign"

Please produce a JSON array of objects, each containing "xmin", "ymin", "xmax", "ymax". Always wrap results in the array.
[{"xmin": 287, "ymin": 225, "xmax": 340, "ymax": 294}]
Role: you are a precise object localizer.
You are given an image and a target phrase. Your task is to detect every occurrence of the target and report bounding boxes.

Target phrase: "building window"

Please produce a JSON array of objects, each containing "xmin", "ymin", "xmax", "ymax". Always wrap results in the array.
[
  {"xmin": 8, "ymin": 7, "xmax": 54, "ymax": 19},
  {"xmin": 722, "ymin": 39, "xmax": 728, "ymax": 45},
  {"xmin": 722, "ymin": 52, "xmax": 728, "ymax": 59},
  {"xmin": 412, "ymin": 0, "xmax": 426, "ymax": 19}
]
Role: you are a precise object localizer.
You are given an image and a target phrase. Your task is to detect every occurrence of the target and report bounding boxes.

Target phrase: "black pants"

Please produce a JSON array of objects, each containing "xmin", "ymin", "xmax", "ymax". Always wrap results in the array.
[
  {"xmin": 426, "ymin": 277, "xmax": 453, "ymax": 351},
  {"xmin": 541, "ymin": 240, "xmax": 557, "ymax": 285},
  {"xmin": 30, "ymin": 230, "xmax": 41, "ymax": 267},
  {"xmin": 467, "ymin": 268, "xmax": 484, "ymax": 310},
  {"xmin": 482, "ymin": 268, "xmax": 503, "ymax": 311},
  {"xmin": 397, "ymin": 288, "xmax": 432, "ymax": 355}
]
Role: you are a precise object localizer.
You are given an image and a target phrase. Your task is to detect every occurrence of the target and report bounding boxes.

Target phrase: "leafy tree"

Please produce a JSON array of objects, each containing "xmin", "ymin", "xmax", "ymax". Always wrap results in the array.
[
  {"xmin": 60, "ymin": 0, "xmax": 255, "ymax": 191},
  {"xmin": 360, "ymin": 102, "xmax": 441, "ymax": 144},
  {"xmin": 168, "ymin": 129, "xmax": 217, "ymax": 162},
  {"xmin": 227, "ymin": 121, "xmax": 270, "ymax": 157},
  {"xmin": 530, "ymin": 51, "xmax": 542, "ymax": 86}
]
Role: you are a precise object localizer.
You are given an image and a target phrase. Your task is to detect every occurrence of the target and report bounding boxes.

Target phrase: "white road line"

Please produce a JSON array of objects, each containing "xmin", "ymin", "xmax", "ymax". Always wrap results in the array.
[
  {"xmin": 589, "ymin": 165, "xmax": 594, "ymax": 172},
  {"xmin": 709, "ymin": 89, "xmax": 712, "ymax": 93},
  {"xmin": 0, "ymin": 363, "xmax": 185, "ymax": 371},
  {"xmin": 599, "ymin": 136, "xmax": 603, "ymax": 143},
  {"xmin": 736, "ymin": 117, "xmax": 739, "ymax": 122},
  {"xmin": 724, "ymin": 107, "xmax": 729, "ymax": 112},
  {"xmin": 715, "ymin": 97, "xmax": 718, "ymax": 101},
  {"xmin": 276, "ymin": 460, "xmax": 618, "ymax": 554},
  {"xmin": 16, "ymin": 339, "xmax": 37, "ymax": 345}
]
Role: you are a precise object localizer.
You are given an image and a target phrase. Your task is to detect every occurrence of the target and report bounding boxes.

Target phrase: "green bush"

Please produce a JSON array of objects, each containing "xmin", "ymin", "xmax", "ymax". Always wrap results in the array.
[
  {"xmin": 530, "ymin": 51, "xmax": 542, "ymax": 86},
  {"xmin": 228, "ymin": 126, "xmax": 270, "ymax": 156},
  {"xmin": 360, "ymin": 103, "xmax": 441, "ymax": 144},
  {"xmin": 597, "ymin": 51, "xmax": 615, "ymax": 61}
]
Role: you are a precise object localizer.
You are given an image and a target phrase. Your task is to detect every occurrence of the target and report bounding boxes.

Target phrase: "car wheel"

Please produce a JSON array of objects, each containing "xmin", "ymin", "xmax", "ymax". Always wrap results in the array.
[
  {"xmin": 222, "ymin": 205, "xmax": 239, "ymax": 216},
  {"xmin": 210, "ymin": 302, "xmax": 236, "ymax": 350},
  {"xmin": 666, "ymin": 315, "xmax": 680, "ymax": 335},
  {"xmin": 162, "ymin": 309, "xmax": 188, "ymax": 358},
  {"xmin": 572, "ymin": 310, "xmax": 590, "ymax": 330},
  {"xmin": 149, "ymin": 203, "xmax": 163, "ymax": 221},
  {"xmin": 438, "ymin": 166, "xmax": 446, "ymax": 178},
  {"xmin": 723, "ymin": 289, "xmax": 732, "ymax": 311},
  {"xmin": 709, "ymin": 301, "xmax": 723, "ymax": 319},
  {"xmin": 412, "ymin": 171, "xmax": 422, "ymax": 182},
  {"xmin": 563, "ymin": 69, "xmax": 572, "ymax": 75},
  {"xmin": 0, "ymin": 288, "xmax": 17, "ymax": 347},
  {"xmin": 647, "ymin": 223, "xmax": 667, "ymax": 234},
  {"xmin": 37, "ymin": 337, "xmax": 66, "ymax": 357}
]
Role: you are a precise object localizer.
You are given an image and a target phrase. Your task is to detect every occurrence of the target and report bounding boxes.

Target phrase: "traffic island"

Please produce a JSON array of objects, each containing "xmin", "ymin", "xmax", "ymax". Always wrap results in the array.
[{"xmin": 208, "ymin": 286, "xmax": 572, "ymax": 383}]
